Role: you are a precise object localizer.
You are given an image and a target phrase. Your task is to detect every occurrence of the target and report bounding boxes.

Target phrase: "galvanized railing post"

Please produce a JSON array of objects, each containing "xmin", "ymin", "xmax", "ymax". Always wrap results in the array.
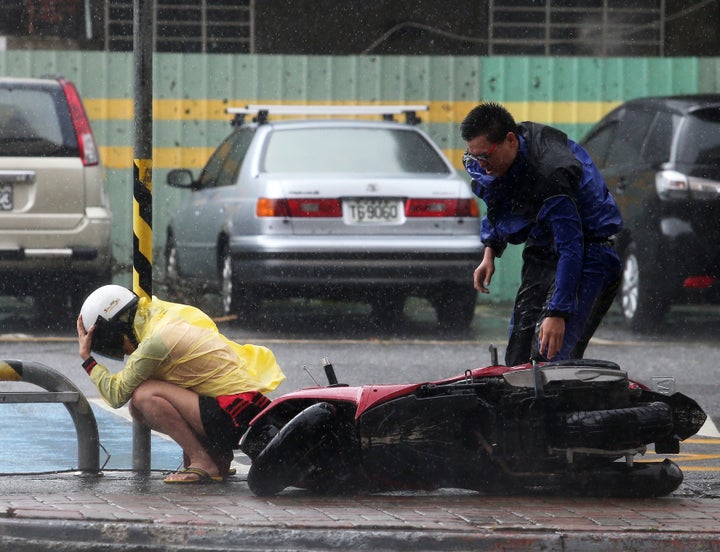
[{"xmin": 0, "ymin": 359, "xmax": 100, "ymax": 474}]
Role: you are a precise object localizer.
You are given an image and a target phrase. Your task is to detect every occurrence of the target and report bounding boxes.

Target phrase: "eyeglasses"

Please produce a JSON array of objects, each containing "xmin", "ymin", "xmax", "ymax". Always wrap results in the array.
[{"xmin": 463, "ymin": 142, "xmax": 499, "ymax": 165}]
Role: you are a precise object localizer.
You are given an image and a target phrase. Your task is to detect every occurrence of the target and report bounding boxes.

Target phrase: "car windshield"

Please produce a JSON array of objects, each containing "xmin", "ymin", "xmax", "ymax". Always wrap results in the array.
[
  {"xmin": 676, "ymin": 108, "xmax": 720, "ymax": 165},
  {"xmin": 262, "ymin": 127, "xmax": 451, "ymax": 174},
  {"xmin": 0, "ymin": 86, "xmax": 76, "ymax": 157}
]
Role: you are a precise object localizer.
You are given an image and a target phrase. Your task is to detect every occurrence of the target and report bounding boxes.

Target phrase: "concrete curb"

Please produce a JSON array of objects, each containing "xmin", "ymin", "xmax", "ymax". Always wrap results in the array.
[
  {"xmin": 1, "ymin": 519, "xmax": 719, "ymax": 552},
  {"xmin": 0, "ymin": 520, "xmax": 720, "ymax": 552}
]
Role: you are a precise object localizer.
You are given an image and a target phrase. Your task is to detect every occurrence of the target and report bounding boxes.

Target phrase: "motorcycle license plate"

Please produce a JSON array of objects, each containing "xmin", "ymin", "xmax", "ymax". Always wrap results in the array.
[
  {"xmin": 0, "ymin": 184, "xmax": 12, "ymax": 211},
  {"xmin": 343, "ymin": 198, "xmax": 403, "ymax": 224}
]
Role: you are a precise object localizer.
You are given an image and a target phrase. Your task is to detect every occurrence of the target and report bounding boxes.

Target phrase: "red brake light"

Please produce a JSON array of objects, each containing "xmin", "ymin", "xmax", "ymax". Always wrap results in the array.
[
  {"xmin": 683, "ymin": 276, "xmax": 716, "ymax": 289},
  {"xmin": 405, "ymin": 198, "xmax": 479, "ymax": 218},
  {"xmin": 59, "ymin": 79, "xmax": 99, "ymax": 166},
  {"xmin": 288, "ymin": 199, "xmax": 342, "ymax": 217},
  {"xmin": 257, "ymin": 198, "xmax": 342, "ymax": 217}
]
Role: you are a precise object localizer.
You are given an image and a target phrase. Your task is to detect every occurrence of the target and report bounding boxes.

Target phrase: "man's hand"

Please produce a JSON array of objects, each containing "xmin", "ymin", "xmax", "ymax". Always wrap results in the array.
[
  {"xmin": 473, "ymin": 248, "xmax": 496, "ymax": 293},
  {"xmin": 538, "ymin": 316, "xmax": 565, "ymax": 360},
  {"xmin": 77, "ymin": 315, "xmax": 94, "ymax": 361}
]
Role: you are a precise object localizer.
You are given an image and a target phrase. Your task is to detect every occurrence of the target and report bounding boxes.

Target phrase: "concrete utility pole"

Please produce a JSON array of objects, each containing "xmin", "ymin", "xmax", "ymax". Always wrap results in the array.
[{"xmin": 132, "ymin": 0, "xmax": 153, "ymax": 473}]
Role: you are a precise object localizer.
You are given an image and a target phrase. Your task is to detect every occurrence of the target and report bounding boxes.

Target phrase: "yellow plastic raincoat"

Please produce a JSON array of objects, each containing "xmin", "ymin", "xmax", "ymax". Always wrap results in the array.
[{"xmin": 90, "ymin": 297, "xmax": 285, "ymax": 408}]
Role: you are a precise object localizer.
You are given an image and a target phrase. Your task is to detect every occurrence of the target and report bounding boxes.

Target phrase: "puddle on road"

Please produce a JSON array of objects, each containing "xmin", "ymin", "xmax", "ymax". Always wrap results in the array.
[{"xmin": 0, "ymin": 401, "xmax": 182, "ymax": 473}]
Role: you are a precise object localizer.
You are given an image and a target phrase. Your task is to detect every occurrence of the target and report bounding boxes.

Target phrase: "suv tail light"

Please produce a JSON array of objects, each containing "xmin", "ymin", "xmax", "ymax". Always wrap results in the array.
[
  {"xmin": 656, "ymin": 170, "xmax": 720, "ymax": 200},
  {"xmin": 683, "ymin": 276, "xmax": 716, "ymax": 289},
  {"xmin": 257, "ymin": 198, "xmax": 342, "ymax": 217},
  {"xmin": 59, "ymin": 79, "xmax": 99, "ymax": 166},
  {"xmin": 405, "ymin": 198, "xmax": 479, "ymax": 218}
]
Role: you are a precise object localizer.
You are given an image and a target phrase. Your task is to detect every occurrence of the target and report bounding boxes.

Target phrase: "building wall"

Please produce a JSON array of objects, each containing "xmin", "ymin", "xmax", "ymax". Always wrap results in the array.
[{"xmin": 1, "ymin": 51, "xmax": 719, "ymax": 300}]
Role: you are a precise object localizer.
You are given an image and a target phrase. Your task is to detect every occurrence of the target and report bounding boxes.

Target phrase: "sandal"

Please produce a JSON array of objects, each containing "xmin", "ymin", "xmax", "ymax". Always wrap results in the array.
[
  {"xmin": 163, "ymin": 467, "xmax": 224, "ymax": 484},
  {"xmin": 184, "ymin": 449, "xmax": 237, "ymax": 478},
  {"xmin": 209, "ymin": 448, "xmax": 237, "ymax": 478}
]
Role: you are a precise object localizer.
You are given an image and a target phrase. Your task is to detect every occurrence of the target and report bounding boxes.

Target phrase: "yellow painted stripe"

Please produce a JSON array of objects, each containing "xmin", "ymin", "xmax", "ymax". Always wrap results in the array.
[
  {"xmin": 85, "ymin": 99, "xmax": 621, "ymax": 124},
  {"xmin": 101, "ymin": 146, "xmax": 215, "ymax": 169},
  {"xmin": 103, "ymin": 146, "xmax": 469, "ymax": 170},
  {"xmin": 134, "ymin": 158, "xmax": 153, "ymax": 192},
  {"xmin": 132, "ymin": 269, "xmax": 148, "ymax": 299},
  {"xmin": 96, "ymin": 100, "xmax": 622, "ymax": 170},
  {"xmin": 85, "ymin": 98, "xmax": 134, "ymax": 120},
  {"xmin": 447, "ymin": 101, "xmax": 621, "ymax": 124},
  {"xmin": 0, "ymin": 362, "xmax": 22, "ymax": 382},
  {"xmin": 132, "ymin": 202, "xmax": 153, "ymax": 261},
  {"xmin": 686, "ymin": 438, "xmax": 720, "ymax": 444}
]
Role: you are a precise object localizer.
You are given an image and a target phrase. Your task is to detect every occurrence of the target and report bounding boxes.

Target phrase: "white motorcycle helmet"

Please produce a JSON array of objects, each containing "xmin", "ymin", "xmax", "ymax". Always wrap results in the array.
[{"xmin": 80, "ymin": 285, "xmax": 139, "ymax": 360}]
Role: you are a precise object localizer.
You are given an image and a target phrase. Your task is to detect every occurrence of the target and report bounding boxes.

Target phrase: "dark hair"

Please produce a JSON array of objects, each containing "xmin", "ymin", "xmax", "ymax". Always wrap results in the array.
[{"xmin": 460, "ymin": 102, "xmax": 517, "ymax": 143}]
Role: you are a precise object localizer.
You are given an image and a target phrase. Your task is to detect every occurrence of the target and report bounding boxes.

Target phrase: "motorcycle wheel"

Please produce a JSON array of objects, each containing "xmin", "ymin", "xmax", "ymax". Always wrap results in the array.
[
  {"xmin": 564, "ymin": 458, "xmax": 683, "ymax": 498},
  {"xmin": 247, "ymin": 402, "xmax": 345, "ymax": 497},
  {"xmin": 557, "ymin": 401, "xmax": 673, "ymax": 449}
]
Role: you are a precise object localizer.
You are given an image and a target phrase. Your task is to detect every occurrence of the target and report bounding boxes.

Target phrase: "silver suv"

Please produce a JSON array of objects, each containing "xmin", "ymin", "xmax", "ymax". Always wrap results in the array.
[
  {"xmin": 165, "ymin": 105, "xmax": 483, "ymax": 330},
  {"xmin": 0, "ymin": 77, "xmax": 112, "ymax": 316}
]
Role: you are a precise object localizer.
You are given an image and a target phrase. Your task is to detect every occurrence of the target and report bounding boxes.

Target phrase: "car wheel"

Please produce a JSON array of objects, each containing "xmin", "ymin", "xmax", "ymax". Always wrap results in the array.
[
  {"xmin": 620, "ymin": 243, "xmax": 668, "ymax": 330},
  {"xmin": 219, "ymin": 250, "xmax": 241, "ymax": 316},
  {"xmin": 218, "ymin": 249, "xmax": 261, "ymax": 319},
  {"xmin": 165, "ymin": 234, "xmax": 182, "ymax": 300},
  {"xmin": 434, "ymin": 285, "xmax": 477, "ymax": 331}
]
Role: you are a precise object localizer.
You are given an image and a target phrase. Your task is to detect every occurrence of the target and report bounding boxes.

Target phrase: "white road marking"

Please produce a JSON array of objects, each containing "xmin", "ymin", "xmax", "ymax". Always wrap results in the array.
[{"xmin": 697, "ymin": 415, "xmax": 720, "ymax": 438}]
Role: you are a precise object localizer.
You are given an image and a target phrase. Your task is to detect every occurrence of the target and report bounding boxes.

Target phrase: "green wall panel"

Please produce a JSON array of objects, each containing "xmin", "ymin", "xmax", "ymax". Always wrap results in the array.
[{"xmin": 1, "ymin": 51, "xmax": 717, "ymax": 303}]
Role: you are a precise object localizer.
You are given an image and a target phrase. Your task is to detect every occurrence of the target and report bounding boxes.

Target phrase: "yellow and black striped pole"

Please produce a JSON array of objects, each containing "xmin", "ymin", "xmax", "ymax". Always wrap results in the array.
[
  {"xmin": 133, "ymin": 158, "xmax": 153, "ymax": 299},
  {"xmin": 132, "ymin": 0, "xmax": 154, "ymax": 473}
]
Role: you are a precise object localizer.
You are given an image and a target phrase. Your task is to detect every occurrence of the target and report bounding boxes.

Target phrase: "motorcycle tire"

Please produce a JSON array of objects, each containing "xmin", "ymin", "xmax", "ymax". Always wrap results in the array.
[
  {"xmin": 556, "ymin": 401, "xmax": 674, "ymax": 449},
  {"xmin": 247, "ymin": 402, "xmax": 342, "ymax": 497}
]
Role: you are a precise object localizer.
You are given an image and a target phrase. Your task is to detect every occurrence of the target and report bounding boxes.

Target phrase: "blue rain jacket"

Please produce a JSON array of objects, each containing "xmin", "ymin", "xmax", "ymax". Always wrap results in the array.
[{"xmin": 465, "ymin": 122, "xmax": 623, "ymax": 316}]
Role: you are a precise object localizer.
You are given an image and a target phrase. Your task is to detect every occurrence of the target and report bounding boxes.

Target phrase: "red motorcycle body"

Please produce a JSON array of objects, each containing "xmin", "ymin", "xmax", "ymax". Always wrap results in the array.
[{"xmin": 240, "ymin": 359, "xmax": 706, "ymax": 497}]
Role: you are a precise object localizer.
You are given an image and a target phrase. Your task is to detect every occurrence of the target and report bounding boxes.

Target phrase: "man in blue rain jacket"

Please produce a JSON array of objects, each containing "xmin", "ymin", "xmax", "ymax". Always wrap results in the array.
[{"xmin": 461, "ymin": 102, "xmax": 623, "ymax": 366}]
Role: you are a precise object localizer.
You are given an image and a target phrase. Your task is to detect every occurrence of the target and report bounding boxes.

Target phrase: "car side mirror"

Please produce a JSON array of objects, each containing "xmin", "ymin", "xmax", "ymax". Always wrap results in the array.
[{"xmin": 166, "ymin": 169, "xmax": 195, "ymax": 189}]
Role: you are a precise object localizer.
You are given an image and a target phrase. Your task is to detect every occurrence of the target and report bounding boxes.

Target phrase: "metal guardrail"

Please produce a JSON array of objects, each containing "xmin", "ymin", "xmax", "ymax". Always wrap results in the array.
[{"xmin": 0, "ymin": 359, "xmax": 100, "ymax": 474}]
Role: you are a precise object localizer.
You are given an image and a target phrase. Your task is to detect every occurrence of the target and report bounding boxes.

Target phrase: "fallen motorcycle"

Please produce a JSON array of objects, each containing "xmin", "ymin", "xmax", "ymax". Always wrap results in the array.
[{"xmin": 239, "ymin": 356, "xmax": 706, "ymax": 497}]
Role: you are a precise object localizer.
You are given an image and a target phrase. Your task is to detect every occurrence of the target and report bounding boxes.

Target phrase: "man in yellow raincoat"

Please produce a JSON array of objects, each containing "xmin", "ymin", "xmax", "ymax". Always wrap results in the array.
[{"xmin": 76, "ymin": 285, "xmax": 285, "ymax": 483}]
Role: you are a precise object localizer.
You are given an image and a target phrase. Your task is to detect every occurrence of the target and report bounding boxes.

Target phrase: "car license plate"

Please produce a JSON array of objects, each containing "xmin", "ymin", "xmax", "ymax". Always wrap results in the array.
[
  {"xmin": 344, "ymin": 199, "xmax": 402, "ymax": 224},
  {"xmin": 0, "ymin": 184, "xmax": 12, "ymax": 211}
]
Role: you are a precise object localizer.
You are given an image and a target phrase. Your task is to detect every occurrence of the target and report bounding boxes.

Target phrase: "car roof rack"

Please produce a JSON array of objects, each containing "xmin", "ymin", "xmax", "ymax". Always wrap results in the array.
[
  {"xmin": 226, "ymin": 107, "xmax": 257, "ymax": 128},
  {"xmin": 226, "ymin": 104, "xmax": 428, "ymax": 127}
]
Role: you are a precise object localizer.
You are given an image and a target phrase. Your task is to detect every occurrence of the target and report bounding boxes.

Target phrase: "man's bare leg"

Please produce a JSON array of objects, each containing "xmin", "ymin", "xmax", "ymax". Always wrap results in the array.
[{"xmin": 129, "ymin": 379, "xmax": 220, "ymax": 481}]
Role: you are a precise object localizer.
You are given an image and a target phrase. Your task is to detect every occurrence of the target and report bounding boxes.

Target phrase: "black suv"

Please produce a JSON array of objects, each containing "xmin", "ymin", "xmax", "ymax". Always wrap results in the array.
[{"xmin": 581, "ymin": 95, "xmax": 720, "ymax": 329}]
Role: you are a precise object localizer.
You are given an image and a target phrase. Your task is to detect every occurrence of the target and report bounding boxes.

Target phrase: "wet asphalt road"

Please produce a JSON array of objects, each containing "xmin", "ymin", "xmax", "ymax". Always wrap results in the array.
[{"xmin": 1, "ymin": 295, "xmax": 719, "ymax": 497}]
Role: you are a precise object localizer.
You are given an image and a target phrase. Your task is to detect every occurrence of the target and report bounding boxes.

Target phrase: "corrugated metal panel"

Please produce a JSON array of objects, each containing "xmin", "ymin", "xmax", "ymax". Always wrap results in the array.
[{"xmin": 0, "ymin": 51, "xmax": 716, "ymax": 301}]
